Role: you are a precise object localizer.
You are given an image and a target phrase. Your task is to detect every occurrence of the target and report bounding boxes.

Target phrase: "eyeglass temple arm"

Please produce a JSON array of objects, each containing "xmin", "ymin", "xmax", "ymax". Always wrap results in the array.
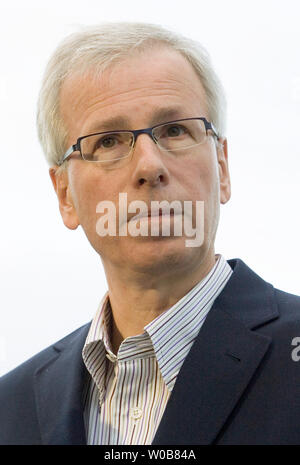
[
  {"xmin": 58, "ymin": 144, "xmax": 77, "ymax": 166},
  {"xmin": 207, "ymin": 121, "xmax": 219, "ymax": 140}
]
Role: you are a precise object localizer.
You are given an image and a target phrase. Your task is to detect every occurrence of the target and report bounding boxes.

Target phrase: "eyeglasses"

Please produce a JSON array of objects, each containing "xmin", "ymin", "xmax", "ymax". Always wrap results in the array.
[{"xmin": 58, "ymin": 117, "xmax": 219, "ymax": 169}]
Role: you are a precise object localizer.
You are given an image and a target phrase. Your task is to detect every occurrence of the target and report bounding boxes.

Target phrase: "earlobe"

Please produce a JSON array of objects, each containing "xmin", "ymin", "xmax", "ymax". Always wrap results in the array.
[{"xmin": 49, "ymin": 166, "xmax": 80, "ymax": 230}]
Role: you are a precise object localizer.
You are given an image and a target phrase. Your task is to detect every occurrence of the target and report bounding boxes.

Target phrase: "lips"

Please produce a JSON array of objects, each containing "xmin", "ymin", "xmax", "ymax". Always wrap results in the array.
[
  {"xmin": 115, "ymin": 194, "xmax": 184, "ymax": 228},
  {"xmin": 127, "ymin": 208, "xmax": 176, "ymax": 222}
]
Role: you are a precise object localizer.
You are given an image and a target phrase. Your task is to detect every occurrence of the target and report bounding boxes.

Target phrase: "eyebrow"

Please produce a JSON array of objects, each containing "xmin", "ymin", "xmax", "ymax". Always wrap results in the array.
[
  {"xmin": 85, "ymin": 107, "xmax": 185, "ymax": 134},
  {"xmin": 150, "ymin": 107, "xmax": 185, "ymax": 125}
]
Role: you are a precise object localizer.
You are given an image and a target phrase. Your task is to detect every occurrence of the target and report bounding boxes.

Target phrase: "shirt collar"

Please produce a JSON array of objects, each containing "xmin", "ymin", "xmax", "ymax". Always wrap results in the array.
[{"xmin": 84, "ymin": 293, "xmax": 111, "ymax": 349}]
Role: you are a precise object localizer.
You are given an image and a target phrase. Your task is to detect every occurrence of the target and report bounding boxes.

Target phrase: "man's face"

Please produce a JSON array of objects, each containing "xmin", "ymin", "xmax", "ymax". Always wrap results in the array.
[{"xmin": 50, "ymin": 47, "xmax": 230, "ymax": 280}]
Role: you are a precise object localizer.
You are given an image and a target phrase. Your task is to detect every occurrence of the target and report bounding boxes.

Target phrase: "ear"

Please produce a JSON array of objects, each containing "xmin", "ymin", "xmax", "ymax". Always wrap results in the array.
[
  {"xmin": 216, "ymin": 138, "xmax": 231, "ymax": 205},
  {"xmin": 49, "ymin": 166, "xmax": 80, "ymax": 230}
]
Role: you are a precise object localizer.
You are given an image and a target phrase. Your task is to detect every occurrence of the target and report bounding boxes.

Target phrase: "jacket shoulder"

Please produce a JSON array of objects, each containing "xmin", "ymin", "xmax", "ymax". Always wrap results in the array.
[
  {"xmin": 269, "ymin": 287, "xmax": 300, "ymax": 337},
  {"xmin": 0, "ymin": 322, "xmax": 90, "ymax": 445},
  {"xmin": 0, "ymin": 322, "xmax": 90, "ymax": 384},
  {"xmin": 275, "ymin": 287, "xmax": 300, "ymax": 314}
]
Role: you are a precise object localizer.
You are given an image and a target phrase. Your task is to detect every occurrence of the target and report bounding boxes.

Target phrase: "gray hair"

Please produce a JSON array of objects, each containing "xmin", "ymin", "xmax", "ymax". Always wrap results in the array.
[{"xmin": 37, "ymin": 22, "xmax": 227, "ymax": 168}]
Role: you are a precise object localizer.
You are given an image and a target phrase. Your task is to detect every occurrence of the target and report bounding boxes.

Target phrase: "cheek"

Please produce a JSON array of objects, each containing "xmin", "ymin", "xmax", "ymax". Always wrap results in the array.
[
  {"xmin": 184, "ymin": 157, "xmax": 220, "ymax": 230},
  {"xmin": 68, "ymin": 164, "xmax": 104, "ymax": 227},
  {"xmin": 69, "ymin": 165, "xmax": 125, "ymax": 242},
  {"xmin": 182, "ymin": 155, "xmax": 217, "ymax": 200}
]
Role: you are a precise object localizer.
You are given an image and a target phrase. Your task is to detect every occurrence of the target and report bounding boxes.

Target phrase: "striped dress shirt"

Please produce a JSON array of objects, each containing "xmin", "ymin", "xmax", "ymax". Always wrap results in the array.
[{"xmin": 82, "ymin": 254, "xmax": 232, "ymax": 445}]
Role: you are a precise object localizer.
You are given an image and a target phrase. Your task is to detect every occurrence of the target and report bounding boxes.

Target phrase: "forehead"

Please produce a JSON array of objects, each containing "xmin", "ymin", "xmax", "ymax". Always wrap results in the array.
[{"xmin": 60, "ymin": 47, "xmax": 209, "ymax": 138}]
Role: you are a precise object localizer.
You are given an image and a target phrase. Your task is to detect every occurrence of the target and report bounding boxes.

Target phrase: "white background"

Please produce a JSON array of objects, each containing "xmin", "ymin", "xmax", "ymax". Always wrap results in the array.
[{"xmin": 0, "ymin": 0, "xmax": 299, "ymax": 375}]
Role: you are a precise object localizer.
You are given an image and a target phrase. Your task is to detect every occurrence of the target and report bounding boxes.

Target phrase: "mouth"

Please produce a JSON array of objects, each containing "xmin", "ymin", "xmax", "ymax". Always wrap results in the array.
[{"xmin": 128, "ymin": 209, "xmax": 176, "ymax": 222}]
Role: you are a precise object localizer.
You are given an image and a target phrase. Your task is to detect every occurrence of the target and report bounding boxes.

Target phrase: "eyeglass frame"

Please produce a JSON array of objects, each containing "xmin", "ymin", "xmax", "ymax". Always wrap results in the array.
[{"xmin": 58, "ymin": 117, "xmax": 220, "ymax": 166}]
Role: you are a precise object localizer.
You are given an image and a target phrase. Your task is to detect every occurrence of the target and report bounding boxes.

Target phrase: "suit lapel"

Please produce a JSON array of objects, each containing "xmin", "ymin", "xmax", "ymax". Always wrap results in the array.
[
  {"xmin": 152, "ymin": 259, "xmax": 279, "ymax": 445},
  {"xmin": 34, "ymin": 323, "xmax": 91, "ymax": 445}
]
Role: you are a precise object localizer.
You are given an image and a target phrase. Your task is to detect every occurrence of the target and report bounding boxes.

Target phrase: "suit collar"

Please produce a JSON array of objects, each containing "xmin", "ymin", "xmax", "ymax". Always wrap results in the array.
[{"xmin": 219, "ymin": 258, "xmax": 279, "ymax": 329}]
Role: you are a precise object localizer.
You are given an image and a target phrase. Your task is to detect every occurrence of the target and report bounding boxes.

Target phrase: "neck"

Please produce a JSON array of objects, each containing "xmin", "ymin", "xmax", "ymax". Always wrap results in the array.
[{"xmin": 103, "ymin": 250, "xmax": 217, "ymax": 354}]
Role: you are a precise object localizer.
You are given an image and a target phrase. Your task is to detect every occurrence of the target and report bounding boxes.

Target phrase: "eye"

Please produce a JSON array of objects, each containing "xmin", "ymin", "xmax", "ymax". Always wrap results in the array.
[
  {"xmin": 165, "ymin": 124, "xmax": 186, "ymax": 137},
  {"xmin": 97, "ymin": 135, "xmax": 118, "ymax": 149}
]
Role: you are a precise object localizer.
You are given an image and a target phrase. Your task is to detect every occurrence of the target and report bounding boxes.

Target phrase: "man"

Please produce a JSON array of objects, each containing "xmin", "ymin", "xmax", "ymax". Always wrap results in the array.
[{"xmin": 0, "ymin": 22, "xmax": 299, "ymax": 445}]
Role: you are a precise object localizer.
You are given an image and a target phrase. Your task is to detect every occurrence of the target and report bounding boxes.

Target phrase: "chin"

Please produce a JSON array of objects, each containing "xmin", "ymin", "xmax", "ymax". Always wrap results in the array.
[{"xmin": 125, "ymin": 236, "xmax": 204, "ymax": 275}]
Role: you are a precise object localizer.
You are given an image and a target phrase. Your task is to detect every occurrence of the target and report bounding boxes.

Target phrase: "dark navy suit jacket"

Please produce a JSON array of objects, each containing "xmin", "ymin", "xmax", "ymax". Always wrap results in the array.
[{"xmin": 1, "ymin": 259, "xmax": 300, "ymax": 445}]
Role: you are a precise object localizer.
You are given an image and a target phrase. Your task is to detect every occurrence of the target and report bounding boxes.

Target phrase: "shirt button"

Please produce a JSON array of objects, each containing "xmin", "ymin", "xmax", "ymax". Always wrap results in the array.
[
  {"xmin": 106, "ymin": 353, "xmax": 117, "ymax": 363},
  {"xmin": 130, "ymin": 407, "xmax": 143, "ymax": 420}
]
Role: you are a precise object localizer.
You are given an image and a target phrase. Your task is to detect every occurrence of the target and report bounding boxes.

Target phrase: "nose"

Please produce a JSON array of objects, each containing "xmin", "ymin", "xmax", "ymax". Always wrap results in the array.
[{"xmin": 131, "ymin": 132, "xmax": 170, "ymax": 187}]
